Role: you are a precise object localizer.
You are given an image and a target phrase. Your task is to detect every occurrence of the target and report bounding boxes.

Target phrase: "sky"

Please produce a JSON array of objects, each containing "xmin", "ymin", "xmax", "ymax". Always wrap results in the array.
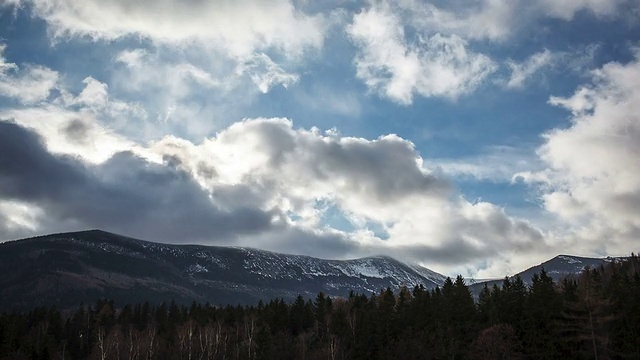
[{"xmin": 1, "ymin": 0, "xmax": 639, "ymax": 278}]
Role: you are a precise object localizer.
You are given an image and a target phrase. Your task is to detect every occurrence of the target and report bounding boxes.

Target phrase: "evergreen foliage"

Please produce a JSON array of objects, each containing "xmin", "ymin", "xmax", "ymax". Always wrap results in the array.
[{"xmin": 1, "ymin": 255, "xmax": 639, "ymax": 359}]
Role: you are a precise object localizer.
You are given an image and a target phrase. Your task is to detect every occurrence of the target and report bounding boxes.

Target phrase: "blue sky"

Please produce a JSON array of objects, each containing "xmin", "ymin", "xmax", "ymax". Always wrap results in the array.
[{"xmin": 1, "ymin": 0, "xmax": 639, "ymax": 277}]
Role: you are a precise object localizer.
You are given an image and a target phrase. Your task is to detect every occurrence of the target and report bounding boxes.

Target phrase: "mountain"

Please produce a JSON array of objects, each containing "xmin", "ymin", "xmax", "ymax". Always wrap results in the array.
[
  {"xmin": 0, "ymin": 230, "xmax": 619, "ymax": 311},
  {"xmin": 469, "ymin": 254, "xmax": 615, "ymax": 294},
  {"xmin": 0, "ymin": 230, "xmax": 447, "ymax": 311}
]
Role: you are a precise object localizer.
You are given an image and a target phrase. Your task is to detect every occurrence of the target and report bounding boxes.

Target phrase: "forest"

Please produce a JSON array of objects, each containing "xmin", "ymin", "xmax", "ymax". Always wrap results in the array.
[{"xmin": 1, "ymin": 254, "xmax": 638, "ymax": 360}]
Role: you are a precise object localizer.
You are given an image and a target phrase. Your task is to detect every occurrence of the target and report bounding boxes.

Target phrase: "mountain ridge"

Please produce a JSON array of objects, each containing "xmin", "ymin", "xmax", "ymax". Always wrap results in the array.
[
  {"xmin": 0, "ymin": 229, "xmax": 620, "ymax": 311},
  {"xmin": 0, "ymin": 229, "xmax": 446, "ymax": 311}
]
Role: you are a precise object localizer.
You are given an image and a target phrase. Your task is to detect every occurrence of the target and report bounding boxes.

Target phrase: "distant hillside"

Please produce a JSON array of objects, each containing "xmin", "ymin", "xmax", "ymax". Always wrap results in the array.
[
  {"xmin": 0, "ymin": 230, "xmax": 446, "ymax": 311},
  {"xmin": 469, "ymin": 254, "xmax": 615, "ymax": 294},
  {"xmin": 0, "ymin": 229, "xmax": 621, "ymax": 311}
]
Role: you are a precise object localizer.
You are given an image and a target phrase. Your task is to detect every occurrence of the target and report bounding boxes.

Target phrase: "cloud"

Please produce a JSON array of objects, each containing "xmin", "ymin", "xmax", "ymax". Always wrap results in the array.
[
  {"xmin": 0, "ymin": 73, "xmax": 145, "ymax": 163},
  {"xmin": 503, "ymin": 46, "xmax": 601, "ymax": 90},
  {"xmin": 343, "ymin": 0, "xmax": 636, "ymax": 104},
  {"xmin": 399, "ymin": 0, "xmax": 518, "ymax": 42},
  {"xmin": 506, "ymin": 49, "xmax": 556, "ymax": 89},
  {"xmin": 538, "ymin": 0, "xmax": 631, "ymax": 20},
  {"xmin": 426, "ymin": 145, "xmax": 543, "ymax": 183},
  {"xmin": 19, "ymin": 0, "xmax": 324, "ymax": 58},
  {"xmin": 0, "ymin": 120, "xmax": 277, "ymax": 243},
  {"xmin": 0, "ymin": 43, "xmax": 60, "ymax": 104},
  {"xmin": 236, "ymin": 53, "xmax": 300, "ymax": 94},
  {"xmin": 518, "ymin": 52, "xmax": 640, "ymax": 255},
  {"xmin": 112, "ymin": 48, "xmax": 227, "ymax": 137},
  {"xmin": 399, "ymin": 0, "xmax": 638, "ymax": 40},
  {"xmin": 5, "ymin": 1, "xmax": 324, "ymax": 100},
  {"xmin": 1, "ymin": 106, "xmax": 138, "ymax": 163},
  {"xmin": 0, "ymin": 112, "xmax": 548, "ymax": 276},
  {"xmin": 346, "ymin": 2, "xmax": 496, "ymax": 104},
  {"xmin": 148, "ymin": 118, "xmax": 545, "ymax": 275},
  {"xmin": 112, "ymin": 47, "xmax": 303, "ymax": 139},
  {"xmin": 184, "ymin": 118, "xmax": 451, "ymax": 202}
]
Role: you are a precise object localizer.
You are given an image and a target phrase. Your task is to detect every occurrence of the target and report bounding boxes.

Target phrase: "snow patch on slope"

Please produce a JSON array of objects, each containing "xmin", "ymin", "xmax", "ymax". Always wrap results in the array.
[
  {"xmin": 558, "ymin": 255, "xmax": 582, "ymax": 264},
  {"xmin": 187, "ymin": 264, "xmax": 209, "ymax": 273}
]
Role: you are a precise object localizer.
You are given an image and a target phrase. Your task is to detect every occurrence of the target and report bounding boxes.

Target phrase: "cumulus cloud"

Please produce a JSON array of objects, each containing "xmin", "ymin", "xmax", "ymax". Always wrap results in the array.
[
  {"xmin": 0, "ymin": 71, "xmax": 146, "ymax": 163},
  {"xmin": 399, "ymin": 0, "xmax": 518, "ymax": 42},
  {"xmin": 0, "ymin": 112, "xmax": 548, "ymax": 276},
  {"xmin": 0, "ymin": 121, "xmax": 277, "ymax": 243},
  {"xmin": 347, "ymin": 2, "xmax": 496, "ymax": 104},
  {"xmin": 147, "ymin": 118, "xmax": 546, "ymax": 275},
  {"xmin": 19, "ymin": 0, "xmax": 324, "ymax": 58},
  {"xmin": 0, "ymin": 44, "xmax": 59, "ymax": 104},
  {"xmin": 518, "ymin": 52, "xmax": 640, "ymax": 255},
  {"xmin": 1, "ymin": 106, "xmax": 138, "ymax": 163}
]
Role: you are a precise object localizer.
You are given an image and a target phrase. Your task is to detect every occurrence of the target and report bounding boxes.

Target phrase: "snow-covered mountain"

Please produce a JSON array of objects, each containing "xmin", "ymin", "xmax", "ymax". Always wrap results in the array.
[
  {"xmin": 517, "ymin": 254, "xmax": 614, "ymax": 282},
  {"xmin": 0, "ymin": 230, "xmax": 445, "ymax": 311}
]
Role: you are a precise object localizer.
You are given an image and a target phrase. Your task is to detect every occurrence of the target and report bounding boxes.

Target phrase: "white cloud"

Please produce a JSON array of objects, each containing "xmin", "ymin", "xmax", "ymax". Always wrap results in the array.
[
  {"xmin": 0, "ymin": 200, "xmax": 43, "ymax": 233},
  {"xmin": 427, "ymin": 145, "xmax": 543, "ymax": 182},
  {"xmin": 114, "ymin": 49, "xmax": 221, "ymax": 97},
  {"xmin": 519, "ymin": 52, "xmax": 640, "ymax": 255},
  {"xmin": 7, "ymin": 0, "xmax": 325, "ymax": 98},
  {"xmin": 347, "ymin": 3, "xmax": 496, "ymax": 104},
  {"xmin": 0, "ymin": 44, "xmax": 60, "ymax": 104},
  {"xmin": 0, "ymin": 61, "xmax": 145, "ymax": 164},
  {"xmin": 400, "ymin": 0, "xmax": 637, "ymax": 40},
  {"xmin": 503, "ymin": 46, "xmax": 601, "ymax": 90},
  {"xmin": 23, "ymin": 0, "xmax": 325, "ymax": 58},
  {"xmin": 399, "ymin": 0, "xmax": 517, "ymax": 42},
  {"xmin": 1, "ymin": 106, "xmax": 139, "ymax": 164},
  {"xmin": 236, "ymin": 53, "xmax": 300, "ymax": 93},
  {"xmin": 506, "ymin": 49, "xmax": 556, "ymax": 89},
  {"xmin": 112, "ymin": 48, "xmax": 269, "ymax": 139},
  {"xmin": 75, "ymin": 77, "xmax": 109, "ymax": 107}
]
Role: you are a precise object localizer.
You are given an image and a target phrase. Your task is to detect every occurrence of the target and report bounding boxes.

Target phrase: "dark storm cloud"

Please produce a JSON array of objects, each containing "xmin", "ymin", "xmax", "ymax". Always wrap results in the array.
[
  {"xmin": 0, "ymin": 121, "xmax": 275, "ymax": 242},
  {"xmin": 0, "ymin": 121, "xmax": 87, "ymax": 199}
]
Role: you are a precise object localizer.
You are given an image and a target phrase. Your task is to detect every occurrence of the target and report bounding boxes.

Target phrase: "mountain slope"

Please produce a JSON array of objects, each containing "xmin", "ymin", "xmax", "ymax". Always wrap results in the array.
[
  {"xmin": 0, "ymin": 230, "xmax": 445, "ymax": 311},
  {"xmin": 469, "ymin": 254, "xmax": 614, "ymax": 294}
]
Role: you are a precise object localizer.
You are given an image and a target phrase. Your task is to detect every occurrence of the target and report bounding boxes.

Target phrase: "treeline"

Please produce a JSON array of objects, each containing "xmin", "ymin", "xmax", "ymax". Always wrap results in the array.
[{"xmin": 1, "ymin": 255, "xmax": 639, "ymax": 360}]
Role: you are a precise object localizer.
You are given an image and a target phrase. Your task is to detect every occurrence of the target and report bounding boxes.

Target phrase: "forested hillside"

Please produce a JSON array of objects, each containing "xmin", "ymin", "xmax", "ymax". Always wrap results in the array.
[{"xmin": 1, "ymin": 254, "xmax": 638, "ymax": 360}]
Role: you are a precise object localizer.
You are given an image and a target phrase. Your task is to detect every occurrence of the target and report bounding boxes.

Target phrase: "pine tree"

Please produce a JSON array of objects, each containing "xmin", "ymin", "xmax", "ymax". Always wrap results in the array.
[{"xmin": 524, "ymin": 269, "xmax": 562, "ymax": 359}]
